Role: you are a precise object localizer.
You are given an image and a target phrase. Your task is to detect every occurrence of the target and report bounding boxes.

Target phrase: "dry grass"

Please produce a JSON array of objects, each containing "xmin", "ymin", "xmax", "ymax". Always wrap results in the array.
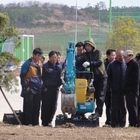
[{"xmin": 0, "ymin": 123, "xmax": 140, "ymax": 140}]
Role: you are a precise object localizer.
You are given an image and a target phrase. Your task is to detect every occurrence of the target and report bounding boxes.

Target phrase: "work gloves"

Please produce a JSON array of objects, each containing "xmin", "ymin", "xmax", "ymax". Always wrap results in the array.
[
  {"xmin": 82, "ymin": 61, "xmax": 100, "ymax": 68},
  {"xmin": 82, "ymin": 61, "xmax": 90, "ymax": 68}
]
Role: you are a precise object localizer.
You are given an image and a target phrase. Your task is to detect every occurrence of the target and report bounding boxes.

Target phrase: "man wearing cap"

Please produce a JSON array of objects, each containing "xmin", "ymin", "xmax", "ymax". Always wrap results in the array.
[
  {"xmin": 123, "ymin": 50, "xmax": 139, "ymax": 127},
  {"xmin": 76, "ymin": 37, "xmax": 107, "ymax": 120},
  {"xmin": 135, "ymin": 53, "xmax": 140, "ymax": 127}
]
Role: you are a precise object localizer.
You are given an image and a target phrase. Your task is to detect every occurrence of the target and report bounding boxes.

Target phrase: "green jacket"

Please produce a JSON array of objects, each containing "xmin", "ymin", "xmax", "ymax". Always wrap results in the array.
[{"xmin": 76, "ymin": 38, "xmax": 107, "ymax": 80}]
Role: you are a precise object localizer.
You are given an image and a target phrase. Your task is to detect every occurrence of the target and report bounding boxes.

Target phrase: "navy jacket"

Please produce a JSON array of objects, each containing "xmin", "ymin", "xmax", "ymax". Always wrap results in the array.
[
  {"xmin": 42, "ymin": 61, "xmax": 62, "ymax": 89},
  {"xmin": 107, "ymin": 60, "xmax": 126, "ymax": 94},
  {"xmin": 75, "ymin": 55, "xmax": 86, "ymax": 71}
]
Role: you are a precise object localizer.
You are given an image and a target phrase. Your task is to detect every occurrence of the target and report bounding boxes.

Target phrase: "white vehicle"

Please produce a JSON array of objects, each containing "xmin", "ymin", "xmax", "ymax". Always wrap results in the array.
[{"xmin": 4, "ymin": 63, "xmax": 17, "ymax": 72}]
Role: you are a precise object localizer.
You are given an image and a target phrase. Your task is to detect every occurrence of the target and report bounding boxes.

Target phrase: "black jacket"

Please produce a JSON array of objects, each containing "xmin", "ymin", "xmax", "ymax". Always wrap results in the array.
[
  {"xmin": 42, "ymin": 61, "xmax": 62, "ymax": 89},
  {"xmin": 104, "ymin": 58, "xmax": 110, "ymax": 71},
  {"xmin": 104, "ymin": 58, "xmax": 111, "ymax": 92},
  {"xmin": 122, "ymin": 59, "xmax": 139, "ymax": 95},
  {"xmin": 107, "ymin": 60, "xmax": 126, "ymax": 94}
]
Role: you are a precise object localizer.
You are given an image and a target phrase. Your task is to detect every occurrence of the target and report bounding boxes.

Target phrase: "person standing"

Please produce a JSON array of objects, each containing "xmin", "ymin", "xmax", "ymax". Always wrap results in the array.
[
  {"xmin": 41, "ymin": 56, "xmax": 45, "ymax": 64},
  {"xmin": 135, "ymin": 53, "xmax": 140, "ymax": 127},
  {"xmin": 107, "ymin": 50, "xmax": 127, "ymax": 127},
  {"xmin": 57, "ymin": 51, "xmax": 62, "ymax": 64},
  {"xmin": 76, "ymin": 37, "xmax": 107, "ymax": 119},
  {"xmin": 75, "ymin": 42, "xmax": 86, "ymax": 72},
  {"xmin": 103, "ymin": 49, "xmax": 116, "ymax": 127},
  {"xmin": 20, "ymin": 48, "xmax": 43, "ymax": 126},
  {"xmin": 41, "ymin": 51, "xmax": 62, "ymax": 126},
  {"xmin": 123, "ymin": 50, "xmax": 139, "ymax": 127}
]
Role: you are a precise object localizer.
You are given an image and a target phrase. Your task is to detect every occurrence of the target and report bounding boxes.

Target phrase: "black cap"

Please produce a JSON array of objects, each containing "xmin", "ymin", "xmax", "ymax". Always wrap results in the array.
[{"xmin": 135, "ymin": 53, "xmax": 140, "ymax": 60}]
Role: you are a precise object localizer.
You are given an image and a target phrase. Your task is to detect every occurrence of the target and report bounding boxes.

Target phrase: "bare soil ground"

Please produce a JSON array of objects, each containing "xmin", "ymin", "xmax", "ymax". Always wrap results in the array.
[{"xmin": 0, "ymin": 123, "xmax": 140, "ymax": 140}]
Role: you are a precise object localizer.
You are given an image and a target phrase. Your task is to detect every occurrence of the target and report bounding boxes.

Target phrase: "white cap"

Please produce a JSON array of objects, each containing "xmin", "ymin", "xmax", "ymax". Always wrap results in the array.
[{"xmin": 123, "ymin": 50, "xmax": 133, "ymax": 57}]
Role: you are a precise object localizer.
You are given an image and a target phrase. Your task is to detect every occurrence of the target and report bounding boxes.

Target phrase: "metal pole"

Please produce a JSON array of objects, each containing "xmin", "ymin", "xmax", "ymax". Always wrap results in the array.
[
  {"xmin": 75, "ymin": 0, "xmax": 77, "ymax": 43},
  {"xmin": 0, "ymin": 86, "xmax": 22, "ymax": 125},
  {"xmin": 98, "ymin": 11, "xmax": 100, "ymax": 46},
  {"xmin": 87, "ymin": 28, "xmax": 91, "ymax": 38},
  {"xmin": 109, "ymin": 0, "xmax": 112, "ymax": 32}
]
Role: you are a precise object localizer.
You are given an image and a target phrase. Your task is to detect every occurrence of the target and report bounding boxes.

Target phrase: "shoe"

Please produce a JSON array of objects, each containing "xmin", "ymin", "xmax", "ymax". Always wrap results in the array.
[
  {"xmin": 102, "ymin": 124, "xmax": 111, "ymax": 127},
  {"xmin": 91, "ymin": 112, "xmax": 100, "ymax": 120},
  {"xmin": 48, "ymin": 122, "xmax": 55, "ymax": 127},
  {"xmin": 28, "ymin": 124, "xmax": 33, "ymax": 127},
  {"xmin": 79, "ymin": 114, "xmax": 88, "ymax": 120}
]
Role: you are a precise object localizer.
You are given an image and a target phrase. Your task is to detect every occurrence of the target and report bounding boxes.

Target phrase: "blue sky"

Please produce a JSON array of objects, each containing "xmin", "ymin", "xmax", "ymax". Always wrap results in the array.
[{"xmin": 0, "ymin": 0, "xmax": 139, "ymax": 8}]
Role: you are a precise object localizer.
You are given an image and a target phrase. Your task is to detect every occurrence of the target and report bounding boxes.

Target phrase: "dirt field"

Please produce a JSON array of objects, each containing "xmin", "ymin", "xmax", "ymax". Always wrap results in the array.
[
  {"xmin": 0, "ymin": 77, "xmax": 138, "ymax": 140},
  {"xmin": 0, "ymin": 123, "xmax": 140, "ymax": 140}
]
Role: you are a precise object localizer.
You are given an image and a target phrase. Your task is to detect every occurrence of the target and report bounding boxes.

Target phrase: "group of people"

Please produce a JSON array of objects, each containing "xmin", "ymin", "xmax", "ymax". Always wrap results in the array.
[
  {"xmin": 20, "ymin": 48, "xmax": 62, "ymax": 126},
  {"xmin": 104, "ymin": 49, "xmax": 140, "ymax": 127},
  {"xmin": 20, "ymin": 37, "xmax": 140, "ymax": 128},
  {"xmin": 75, "ymin": 39, "xmax": 140, "ymax": 128}
]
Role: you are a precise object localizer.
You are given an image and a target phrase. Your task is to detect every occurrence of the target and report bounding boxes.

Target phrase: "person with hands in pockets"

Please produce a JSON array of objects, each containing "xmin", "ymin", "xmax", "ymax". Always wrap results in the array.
[
  {"xmin": 20, "ymin": 48, "xmax": 43, "ymax": 126},
  {"xmin": 76, "ymin": 38, "xmax": 107, "ymax": 119}
]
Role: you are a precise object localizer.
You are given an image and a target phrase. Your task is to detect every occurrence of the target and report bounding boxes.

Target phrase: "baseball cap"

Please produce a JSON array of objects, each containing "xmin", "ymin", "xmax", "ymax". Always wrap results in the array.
[
  {"xmin": 123, "ymin": 50, "xmax": 133, "ymax": 57},
  {"xmin": 135, "ymin": 53, "xmax": 140, "ymax": 60}
]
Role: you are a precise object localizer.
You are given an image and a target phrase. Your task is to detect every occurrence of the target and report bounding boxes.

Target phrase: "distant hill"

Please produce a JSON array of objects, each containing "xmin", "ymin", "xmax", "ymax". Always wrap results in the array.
[{"xmin": 0, "ymin": 1, "xmax": 140, "ymax": 34}]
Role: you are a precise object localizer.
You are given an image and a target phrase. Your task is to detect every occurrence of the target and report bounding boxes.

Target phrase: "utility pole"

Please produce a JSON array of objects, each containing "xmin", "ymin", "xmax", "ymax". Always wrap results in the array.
[
  {"xmin": 109, "ymin": 0, "xmax": 112, "ymax": 32},
  {"xmin": 75, "ymin": 0, "xmax": 78, "ymax": 43}
]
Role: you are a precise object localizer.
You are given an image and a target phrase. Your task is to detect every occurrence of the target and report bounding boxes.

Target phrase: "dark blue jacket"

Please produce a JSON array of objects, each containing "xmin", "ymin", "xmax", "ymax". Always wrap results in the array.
[
  {"xmin": 42, "ymin": 61, "xmax": 62, "ymax": 89},
  {"xmin": 75, "ymin": 55, "xmax": 86, "ymax": 71},
  {"xmin": 107, "ymin": 60, "xmax": 126, "ymax": 94}
]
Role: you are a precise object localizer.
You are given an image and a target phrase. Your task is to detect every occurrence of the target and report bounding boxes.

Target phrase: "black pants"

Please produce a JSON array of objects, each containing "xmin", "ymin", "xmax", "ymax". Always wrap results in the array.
[
  {"xmin": 22, "ymin": 91, "xmax": 41, "ymax": 126},
  {"xmin": 138, "ymin": 95, "xmax": 140, "ymax": 126},
  {"xmin": 41, "ymin": 87, "xmax": 59, "ymax": 126},
  {"xmin": 125, "ymin": 93, "xmax": 138, "ymax": 127},
  {"xmin": 138, "ymin": 95, "xmax": 140, "ymax": 115},
  {"xmin": 93, "ymin": 77, "xmax": 107, "ymax": 117},
  {"xmin": 111, "ymin": 94, "xmax": 126, "ymax": 127},
  {"xmin": 105, "ymin": 90, "xmax": 111, "ymax": 125}
]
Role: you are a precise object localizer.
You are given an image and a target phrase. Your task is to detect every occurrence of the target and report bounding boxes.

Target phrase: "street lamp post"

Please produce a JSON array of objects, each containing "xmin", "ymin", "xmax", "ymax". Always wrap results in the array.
[
  {"xmin": 109, "ymin": 0, "xmax": 112, "ymax": 32},
  {"xmin": 75, "ymin": 0, "xmax": 77, "ymax": 43}
]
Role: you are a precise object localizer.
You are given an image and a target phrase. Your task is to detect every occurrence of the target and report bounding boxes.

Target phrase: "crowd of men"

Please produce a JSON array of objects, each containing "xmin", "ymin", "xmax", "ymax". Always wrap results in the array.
[{"xmin": 20, "ymin": 38, "xmax": 140, "ymax": 128}]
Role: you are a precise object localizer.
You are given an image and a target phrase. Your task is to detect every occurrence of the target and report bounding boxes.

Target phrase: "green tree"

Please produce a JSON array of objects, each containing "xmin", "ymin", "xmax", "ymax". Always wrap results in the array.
[
  {"xmin": 0, "ymin": 13, "xmax": 20, "ymax": 92},
  {"xmin": 105, "ymin": 16, "xmax": 140, "ymax": 51},
  {"xmin": 0, "ymin": 52, "xmax": 20, "ymax": 92},
  {"xmin": 0, "ymin": 12, "xmax": 18, "ymax": 43}
]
